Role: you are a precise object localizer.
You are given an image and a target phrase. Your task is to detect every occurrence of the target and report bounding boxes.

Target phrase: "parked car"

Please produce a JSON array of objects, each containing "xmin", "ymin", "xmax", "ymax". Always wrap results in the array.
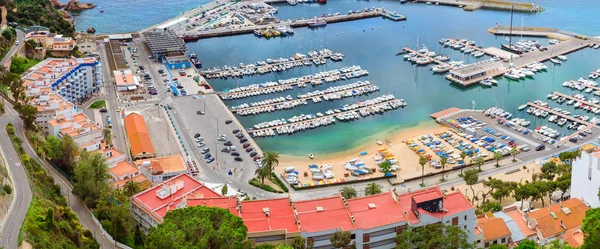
[
  {"xmin": 197, "ymin": 110, "xmax": 205, "ymax": 115},
  {"xmin": 243, "ymin": 143, "xmax": 250, "ymax": 148},
  {"xmin": 234, "ymin": 157, "xmax": 243, "ymax": 162},
  {"xmin": 225, "ymin": 120, "xmax": 233, "ymax": 124},
  {"xmin": 204, "ymin": 154, "xmax": 212, "ymax": 159},
  {"xmin": 100, "ymin": 108, "xmax": 108, "ymax": 113},
  {"xmin": 201, "ymin": 148, "xmax": 210, "ymax": 154},
  {"xmin": 228, "ymin": 146, "xmax": 236, "ymax": 151},
  {"xmin": 535, "ymin": 144, "xmax": 546, "ymax": 151},
  {"xmin": 221, "ymin": 148, "xmax": 230, "ymax": 153},
  {"xmin": 246, "ymin": 147, "xmax": 253, "ymax": 153},
  {"xmin": 197, "ymin": 142, "xmax": 205, "ymax": 147},
  {"xmin": 206, "ymin": 158, "xmax": 215, "ymax": 164},
  {"xmin": 232, "ymin": 129, "xmax": 240, "ymax": 134},
  {"xmin": 196, "ymin": 137, "xmax": 204, "ymax": 142},
  {"xmin": 240, "ymin": 138, "xmax": 248, "ymax": 143},
  {"xmin": 224, "ymin": 141, "xmax": 233, "ymax": 146},
  {"xmin": 231, "ymin": 152, "xmax": 240, "ymax": 156},
  {"xmin": 194, "ymin": 133, "xmax": 201, "ymax": 138},
  {"xmin": 569, "ymin": 137, "xmax": 578, "ymax": 143},
  {"xmin": 235, "ymin": 133, "xmax": 244, "ymax": 138},
  {"xmin": 217, "ymin": 135, "xmax": 227, "ymax": 141},
  {"xmin": 250, "ymin": 152, "xmax": 258, "ymax": 157}
]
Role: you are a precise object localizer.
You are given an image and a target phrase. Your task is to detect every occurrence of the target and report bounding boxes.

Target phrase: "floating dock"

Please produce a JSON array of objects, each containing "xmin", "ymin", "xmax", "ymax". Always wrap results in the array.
[
  {"xmin": 526, "ymin": 102, "xmax": 592, "ymax": 127},
  {"xmin": 551, "ymin": 91, "xmax": 600, "ymax": 110}
]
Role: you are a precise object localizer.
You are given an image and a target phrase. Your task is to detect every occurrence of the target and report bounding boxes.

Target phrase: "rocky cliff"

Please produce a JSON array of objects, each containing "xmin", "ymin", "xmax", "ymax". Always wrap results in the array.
[{"xmin": 63, "ymin": 0, "xmax": 96, "ymax": 11}]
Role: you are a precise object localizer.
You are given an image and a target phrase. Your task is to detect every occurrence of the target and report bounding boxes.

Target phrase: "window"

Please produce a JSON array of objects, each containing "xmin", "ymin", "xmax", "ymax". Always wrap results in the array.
[
  {"xmin": 350, "ymin": 234, "xmax": 356, "ymax": 240},
  {"xmin": 363, "ymin": 234, "xmax": 370, "ymax": 243},
  {"xmin": 452, "ymin": 217, "xmax": 459, "ymax": 225},
  {"xmin": 501, "ymin": 238, "xmax": 506, "ymax": 244},
  {"xmin": 485, "ymin": 242, "xmax": 489, "ymax": 248},
  {"xmin": 476, "ymin": 240, "xmax": 481, "ymax": 244},
  {"xmin": 493, "ymin": 240, "xmax": 498, "ymax": 244},
  {"xmin": 463, "ymin": 225, "xmax": 467, "ymax": 230},
  {"xmin": 464, "ymin": 215, "xmax": 467, "ymax": 220},
  {"xmin": 362, "ymin": 245, "xmax": 370, "ymax": 249}
]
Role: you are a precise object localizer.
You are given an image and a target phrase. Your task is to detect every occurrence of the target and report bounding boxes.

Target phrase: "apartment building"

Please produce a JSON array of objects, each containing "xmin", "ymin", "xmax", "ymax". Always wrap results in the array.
[
  {"xmin": 48, "ymin": 113, "xmax": 103, "ymax": 150},
  {"xmin": 571, "ymin": 148, "xmax": 600, "ymax": 208},
  {"xmin": 131, "ymin": 176, "xmax": 476, "ymax": 249},
  {"xmin": 475, "ymin": 214, "xmax": 512, "ymax": 248},
  {"xmin": 22, "ymin": 57, "xmax": 102, "ymax": 104},
  {"xmin": 28, "ymin": 92, "xmax": 77, "ymax": 135}
]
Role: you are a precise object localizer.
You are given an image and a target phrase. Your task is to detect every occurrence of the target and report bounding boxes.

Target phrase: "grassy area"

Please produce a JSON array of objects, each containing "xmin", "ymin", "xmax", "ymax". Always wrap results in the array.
[
  {"xmin": 248, "ymin": 178, "xmax": 284, "ymax": 193},
  {"xmin": 6, "ymin": 123, "xmax": 99, "ymax": 249},
  {"xmin": 89, "ymin": 100, "xmax": 106, "ymax": 109},
  {"xmin": 10, "ymin": 57, "xmax": 41, "ymax": 75}
]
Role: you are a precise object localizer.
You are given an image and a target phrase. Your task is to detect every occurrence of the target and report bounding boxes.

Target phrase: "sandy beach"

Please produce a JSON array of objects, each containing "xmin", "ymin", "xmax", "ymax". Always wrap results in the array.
[{"xmin": 276, "ymin": 120, "xmax": 451, "ymax": 185}]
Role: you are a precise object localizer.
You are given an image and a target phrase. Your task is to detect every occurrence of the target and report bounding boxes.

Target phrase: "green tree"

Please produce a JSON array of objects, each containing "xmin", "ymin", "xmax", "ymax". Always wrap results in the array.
[
  {"xmin": 581, "ymin": 207, "xmax": 600, "ymax": 249},
  {"xmin": 462, "ymin": 169, "xmax": 478, "ymax": 204},
  {"xmin": 57, "ymin": 135, "xmax": 80, "ymax": 175},
  {"xmin": 510, "ymin": 147, "xmax": 519, "ymax": 162},
  {"xmin": 330, "ymin": 230, "xmax": 352, "ymax": 249},
  {"xmin": 491, "ymin": 181, "xmax": 517, "ymax": 203},
  {"xmin": 340, "ymin": 186, "xmax": 357, "ymax": 199},
  {"xmin": 379, "ymin": 161, "xmax": 392, "ymax": 175},
  {"xmin": 14, "ymin": 102, "xmax": 37, "ymax": 130},
  {"xmin": 440, "ymin": 155, "xmax": 448, "ymax": 181},
  {"xmin": 515, "ymin": 239, "xmax": 538, "ymax": 249},
  {"xmin": 146, "ymin": 205, "xmax": 251, "ymax": 249},
  {"xmin": 541, "ymin": 161, "xmax": 558, "ymax": 181},
  {"xmin": 476, "ymin": 157, "xmax": 485, "ymax": 172},
  {"xmin": 261, "ymin": 151, "xmax": 280, "ymax": 179},
  {"xmin": 419, "ymin": 156, "xmax": 427, "ymax": 186},
  {"xmin": 460, "ymin": 151, "xmax": 467, "ymax": 164},
  {"xmin": 1, "ymin": 28, "xmax": 15, "ymax": 42},
  {"xmin": 396, "ymin": 223, "xmax": 474, "ymax": 249},
  {"xmin": 254, "ymin": 166, "xmax": 270, "ymax": 184},
  {"xmin": 221, "ymin": 183, "xmax": 228, "ymax": 196},
  {"xmin": 489, "ymin": 245, "xmax": 508, "ymax": 249},
  {"xmin": 123, "ymin": 180, "xmax": 141, "ymax": 197},
  {"xmin": 364, "ymin": 182, "xmax": 382, "ymax": 196},
  {"xmin": 72, "ymin": 150, "xmax": 108, "ymax": 208},
  {"xmin": 290, "ymin": 236, "xmax": 306, "ymax": 249},
  {"xmin": 103, "ymin": 128, "xmax": 112, "ymax": 145},
  {"xmin": 494, "ymin": 151, "xmax": 503, "ymax": 167}
]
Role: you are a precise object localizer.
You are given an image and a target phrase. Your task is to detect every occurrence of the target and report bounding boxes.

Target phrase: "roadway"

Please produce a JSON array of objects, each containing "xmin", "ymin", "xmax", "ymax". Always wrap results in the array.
[
  {"xmin": 0, "ymin": 102, "xmax": 117, "ymax": 249},
  {"xmin": 0, "ymin": 30, "xmax": 24, "ymax": 67},
  {"xmin": 0, "ymin": 101, "xmax": 32, "ymax": 249}
]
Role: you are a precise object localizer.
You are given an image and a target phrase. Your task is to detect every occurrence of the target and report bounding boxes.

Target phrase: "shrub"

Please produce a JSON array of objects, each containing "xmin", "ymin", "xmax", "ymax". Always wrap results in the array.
[
  {"xmin": 248, "ymin": 178, "xmax": 283, "ymax": 193},
  {"xmin": 2, "ymin": 184, "xmax": 12, "ymax": 195},
  {"xmin": 270, "ymin": 172, "xmax": 289, "ymax": 192}
]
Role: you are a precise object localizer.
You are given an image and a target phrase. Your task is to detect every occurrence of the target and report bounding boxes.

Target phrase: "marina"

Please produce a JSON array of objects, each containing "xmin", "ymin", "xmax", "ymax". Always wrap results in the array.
[
  {"xmin": 400, "ymin": 47, "xmax": 455, "ymax": 73},
  {"xmin": 230, "ymin": 81, "xmax": 379, "ymax": 116},
  {"xmin": 200, "ymin": 49, "xmax": 342, "ymax": 79},
  {"xmin": 526, "ymin": 101, "xmax": 593, "ymax": 127},
  {"xmin": 219, "ymin": 66, "xmax": 368, "ymax": 100},
  {"xmin": 249, "ymin": 95, "xmax": 407, "ymax": 137}
]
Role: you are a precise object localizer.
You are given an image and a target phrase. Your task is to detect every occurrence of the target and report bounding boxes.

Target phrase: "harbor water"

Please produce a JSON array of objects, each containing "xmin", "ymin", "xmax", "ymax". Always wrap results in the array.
[{"xmin": 75, "ymin": 0, "xmax": 600, "ymax": 157}]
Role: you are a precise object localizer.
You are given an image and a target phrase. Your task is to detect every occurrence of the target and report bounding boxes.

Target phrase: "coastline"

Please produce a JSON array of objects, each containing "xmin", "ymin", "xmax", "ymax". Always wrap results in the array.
[{"xmin": 278, "ymin": 120, "xmax": 445, "ymax": 168}]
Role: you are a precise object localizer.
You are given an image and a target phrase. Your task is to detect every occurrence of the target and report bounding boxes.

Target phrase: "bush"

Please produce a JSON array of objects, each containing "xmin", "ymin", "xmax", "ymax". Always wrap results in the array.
[
  {"xmin": 2, "ymin": 184, "xmax": 12, "ymax": 195},
  {"xmin": 248, "ymin": 178, "xmax": 283, "ymax": 193},
  {"xmin": 89, "ymin": 100, "xmax": 106, "ymax": 109},
  {"xmin": 270, "ymin": 172, "xmax": 289, "ymax": 192}
]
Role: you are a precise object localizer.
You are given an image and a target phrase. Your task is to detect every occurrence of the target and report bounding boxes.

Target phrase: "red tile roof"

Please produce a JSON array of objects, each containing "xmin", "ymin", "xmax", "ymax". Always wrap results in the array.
[
  {"xmin": 477, "ymin": 216, "xmax": 511, "ymax": 242},
  {"xmin": 131, "ymin": 174, "xmax": 220, "ymax": 222},
  {"xmin": 124, "ymin": 113, "xmax": 156, "ymax": 158},
  {"xmin": 528, "ymin": 198, "xmax": 588, "ymax": 239},
  {"xmin": 240, "ymin": 198, "xmax": 299, "ymax": 233},
  {"xmin": 397, "ymin": 186, "xmax": 473, "ymax": 224},
  {"xmin": 294, "ymin": 196, "xmax": 355, "ymax": 233},
  {"xmin": 346, "ymin": 191, "xmax": 407, "ymax": 229},
  {"xmin": 187, "ymin": 197, "xmax": 238, "ymax": 214}
]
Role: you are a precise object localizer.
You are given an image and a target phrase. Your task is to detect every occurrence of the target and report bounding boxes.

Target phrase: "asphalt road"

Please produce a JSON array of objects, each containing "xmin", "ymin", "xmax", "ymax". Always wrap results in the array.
[
  {"xmin": 0, "ymin": 103, "xmax": 32, "ymax": 249},
  {"xmin": 0, "ymin": 102, "xmax": 117, "ymax": 249},
  {"xmin": 0, "ymin": 30, "xmax": 24, "ymax": 67}
]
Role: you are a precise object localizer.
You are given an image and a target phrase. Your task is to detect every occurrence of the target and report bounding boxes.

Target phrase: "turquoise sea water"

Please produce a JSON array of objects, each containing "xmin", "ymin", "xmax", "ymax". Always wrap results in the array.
[{"xmin": 76, "ymin": 0, "xmax": 600, "ymax": 156}]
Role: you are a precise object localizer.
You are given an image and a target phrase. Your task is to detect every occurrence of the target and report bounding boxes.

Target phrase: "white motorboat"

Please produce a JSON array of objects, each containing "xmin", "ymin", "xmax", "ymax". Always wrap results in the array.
[
  {"xmin": 431, "ymin": 64, "xmax": 450, "ymax": 73},
  {"xmin": 504, "ymin": 71, "xmax": 520, "ymax": 80},
  {"xmin": 550, "ymin": 58, "xmax": 562, "ymax": 64},
  {"xmin": 376, "ymin": 139, "xmax": 383, "ymax": 145},
  {"xmin": 472, "ymin": 51, "xmax": 485, "ymax": 57},
  {"xmin": 521, "ymin": 69, "xmax": 535, "ymax": 77},
  {"xmin": 418, "ymin": 45, "xmax": 429, "ymax": 54},
  {"xmin": 518, "ymin": 104, "xmax": 528, "ymax": 110},
  {"xmin": 308, "ymin": 153, "xmax": 314, "ymax": 159},
  {"xmin": 557, "ymin": 55, "xmax": 568, "ymax": 61},
  {"xmin": 434, "ymin": 54, "xmax": 450, "ymax": 61},
  {"xmin": 480, "ymin": 78, "xmax": 493, "ymax": 87},
  {"xmin": 415, "ymin": 57, "xmax": 431, "ymax": 65}
]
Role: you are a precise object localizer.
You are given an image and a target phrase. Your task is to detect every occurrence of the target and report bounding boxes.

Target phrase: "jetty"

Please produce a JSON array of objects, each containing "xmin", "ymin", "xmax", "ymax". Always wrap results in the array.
[
  {"xmin": 488, "ymin": 25, "xmax": 587, "ymax": 40},
  {"xmin": 411, "ymin": 0, "xmax": 544, "ymax": 12},
  {"xmin": 249, "ymin": 97, "xmax": 406, "ymax": 136},
  {"xmin": 551, "ymin": 91, "xmax": 600, "ymax": 110},
  {"xmin": 201, "ymin": 54, "xmax": 333, "ymax": 79},
  {"xmin": 401, "ymin": 47, "xmax": 454, "ymax": 72},
  {"xmin": 559, "ymin": 120, "xmax": 600, "ymax": 146},
  {"xmin": 526, "ymin": 102, "xmax": 592, "ymax": 127},
  {"xmin": 231, "ymin": 81, "xmax": 379, "ymax": 116},
  {"xmin": 220, "ymin": 66, "xmax": 368, "ymax": 100},
  {"xmin": 182, "ymin": 8, "xmax": 405, "ymax": 40}
]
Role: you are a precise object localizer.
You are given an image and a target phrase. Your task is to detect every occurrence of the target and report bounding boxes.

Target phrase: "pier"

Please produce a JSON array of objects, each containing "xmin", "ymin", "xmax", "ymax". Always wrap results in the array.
[
  {"xmin": 551, "ymin": 91, "xmax": 600, "ymax": 110},
  {"xmin": 526, "ymin": 102, "xmax": 592, "ymax": 127},
  {"xmin": 182, "ymin": 9, "xmax": 405, "ymax": 40},
  {"xmin": 219, "ymin": 67, "xmax": 368, "ymax": 99},
  {"xmin": 559, "ymin": 120, "xmax": 600, "ymax": 146},
  {"xmin": 487, "ymin": 25, "xmax": 586, "ymax": 40},
  {"xmin": 201, "ymin": 54, "xmax": 333, "ymax": 78},
  {"xmin": 249, "ymin": 98, "xmax": 403, "ymax": 134},
  {"xmin": 230, "ymin": 81, "xmax": 378, "ymax": 115},
  {"xmin": 401, "ymin": 47, "xmax": 454, "ymax": 72},
  {"xmin": 411, "ymin": 0, "xmax": 544, "ymax": 12}
]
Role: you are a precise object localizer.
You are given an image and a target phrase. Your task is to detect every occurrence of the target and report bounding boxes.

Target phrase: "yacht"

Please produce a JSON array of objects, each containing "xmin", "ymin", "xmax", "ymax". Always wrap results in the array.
[
  {"xmin": 434, "ymin": 54, "xmax": 450, "ymax": 61},
  {"xmin": 287, "ymin": 0, "xmax": 298, "ymax": 5},
  {"xmin": 504, "ymin": 70, "xmax": 520, "ymax": 80},
  {"xmin": 557, "ymin": 55, "xmax": 568, "ymax": 61},
  {"xmin": 518, "ymin": 104, "xmax": 528, "ymax": 110},
  {"xmin": 472, "ymin": 51, "xmax": 485, "ymax": 57},
  {"xmin": 480, "ymin": 78, "xmax": 493, "ymax": 87},
  {"xmin": 415, "ymin": 57, "xmax": 431, "ymax": 65},
  {"xmin": 431, "ymin": 64, "xmax": 450, "ymax": 72},
  {"xmin": 550, "ymin": 58, "xmax": 562, "ymax": 64}
]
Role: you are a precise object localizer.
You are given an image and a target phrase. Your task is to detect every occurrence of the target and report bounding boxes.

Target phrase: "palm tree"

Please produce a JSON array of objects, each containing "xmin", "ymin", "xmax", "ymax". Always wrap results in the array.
[
  {"xmin": 419, "ymin": 156, "xmax": 427, "ymax": 186},
  {"xmin": 340, "ymin": 186, "xmax": 357, "ymax": 199},
  {"xmin": 494, "ymin": 151, "xmax": 503, "ymax": 167},
  {"xmin": 261, "ymin": 151, "xmax": 280, "ymax": 179},
  {"xmin": 123, "ymin": 180, "xmax": 140, "ymax": 197},
  {"xmin": 103, "ymin": 128, "xmax": 112, "ymax": 145},
  {"xmin": 510, "ymin": 147, "xmax": 518, "ymax": 162},
  {"xmin": 440, "ymin": 156, "xmax": 448, "ymax": 181},
  {"xmin": 476, "ymin": 157, "xmax": 485, "ymax": 172},
  {"xmin": 460, "ymin": 151, "xmax": 467, "ymax": 164},
  {"xmin": 254, "ymin": 166, "xmax": 270, "ymax": 184},
  {"xmin": 364, "ymin": 182, "xmax": 382, "ymax": 196}
]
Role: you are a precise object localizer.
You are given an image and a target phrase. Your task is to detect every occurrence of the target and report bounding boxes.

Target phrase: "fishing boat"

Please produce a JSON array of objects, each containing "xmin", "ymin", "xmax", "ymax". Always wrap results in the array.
[
  {"xmin": 376, "ymin": 139, "xmax": 383, "ymax": 145},
  {"xmin": 308, "ymin": 18, "xmax": 327, "ymax": 28}
]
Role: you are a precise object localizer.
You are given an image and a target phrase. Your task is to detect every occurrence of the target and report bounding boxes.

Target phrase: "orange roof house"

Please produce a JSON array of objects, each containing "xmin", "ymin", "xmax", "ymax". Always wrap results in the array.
[
  {"xmin": 526, "ymin": 198, "xmax": 588, "ymax": 243},
  {"xmin": 476, "ymin": 214, "xmax": 512, "ymax": 247},
  {"xmin": 124, "ymin": 113, "xmax": 156, "ymax": 159}
]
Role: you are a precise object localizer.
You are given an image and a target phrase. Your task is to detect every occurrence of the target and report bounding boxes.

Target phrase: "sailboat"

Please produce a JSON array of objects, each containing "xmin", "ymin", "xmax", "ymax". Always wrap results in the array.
[{"xmin": 501, "ymin": 6, "xmax": 525, "ymax": 55}]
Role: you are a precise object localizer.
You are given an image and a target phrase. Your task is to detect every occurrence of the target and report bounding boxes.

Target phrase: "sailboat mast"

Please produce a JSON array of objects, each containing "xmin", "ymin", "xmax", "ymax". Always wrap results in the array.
[{"xmin": 508, "ymin": 5, "xmax": 514, "ymax": 46}]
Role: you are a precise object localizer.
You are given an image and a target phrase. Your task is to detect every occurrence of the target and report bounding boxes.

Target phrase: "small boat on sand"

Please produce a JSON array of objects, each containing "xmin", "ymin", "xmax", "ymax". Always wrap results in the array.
[
  {"xmin": 308, "ymin": 153, "xmax": 314, "ymax": 159},
  {"xmin": 376, "ymin": 139, "xmax": 383, "ymax": 145}
]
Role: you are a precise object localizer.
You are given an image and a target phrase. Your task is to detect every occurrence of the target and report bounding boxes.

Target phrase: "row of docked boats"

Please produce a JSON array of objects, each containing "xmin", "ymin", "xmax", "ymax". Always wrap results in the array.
[
  {"xmin": 562, "ymin": 78, "xmax": 598, "ymax": 93},
  {"xmin": 201, "ymin": 49, "xmax": 337, "ymax": 79},
  {"xmin": 526, "ymin": 100, "xmax": 595, "ymax": 130},
  {"xmin": 220, "ymin": 66, "xmax": 368, "ymax": 100},
  {"xmin": 587, "ymin": 43, "xmax": 600, "ymax": 49},
  {"xmin": 249, "ymin": 95, "xmax": 406, "ymax": 137},
  {"xmin": 231, "ymin": 81, "xmax": 380, "ymax": 116},
  {"xmin": 253, "ymin": 25, "xmax": 294, "ymax": 38},
  {"xmin": 440, "ymin": 38, "xmax": 486, "ymax": 57},
  {"xmin": 503, "ymin": 62, "xmax": 548, "ymax": 80},
  {"xmin": 548, "ymin": 92, "xmax": 600, "ymax": 115},
  {"xmin": 589, "ymin": 69, "xmax": 600, "ymax": 79}
]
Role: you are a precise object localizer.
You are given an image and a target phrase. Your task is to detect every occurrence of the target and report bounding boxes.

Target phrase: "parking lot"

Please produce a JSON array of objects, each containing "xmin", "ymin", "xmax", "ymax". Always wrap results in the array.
[
  {"xmin": 116, "ymin": 44, "xmax": 160, "ymax": 101},
  {"xmin": 167, "ymin": 67, "xmax": 207, "ymax": 96},
  {"xmin": 172, "ymin": 95, "xmax": 260, "ymax": 176}
]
